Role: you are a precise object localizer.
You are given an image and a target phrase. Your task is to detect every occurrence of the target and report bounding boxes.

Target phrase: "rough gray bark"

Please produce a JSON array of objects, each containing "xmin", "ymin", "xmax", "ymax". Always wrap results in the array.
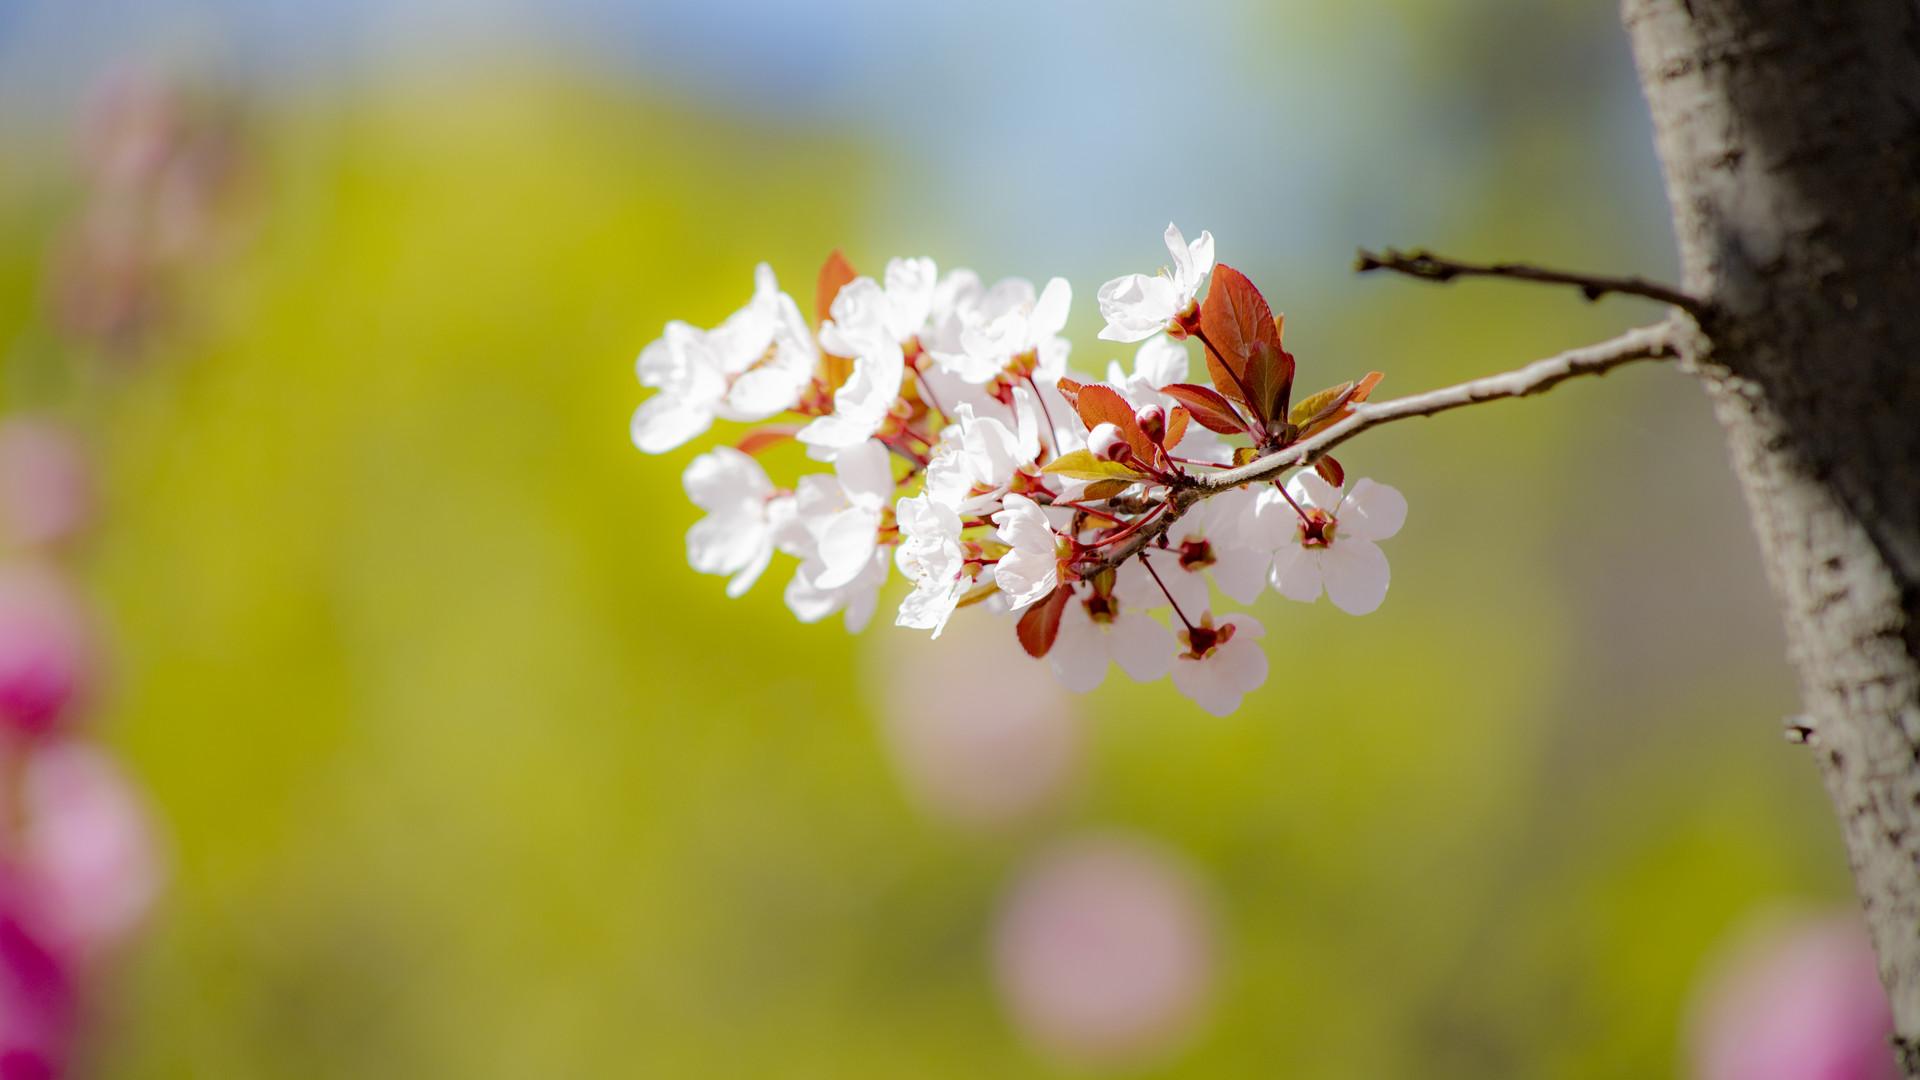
[{"xmin": 1622, "ymin": 0, "xmax": 1920, "ymax": 1070}]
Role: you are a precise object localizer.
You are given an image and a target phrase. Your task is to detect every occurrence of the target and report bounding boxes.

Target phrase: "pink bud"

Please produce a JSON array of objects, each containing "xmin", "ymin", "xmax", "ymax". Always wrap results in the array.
[
  {"xmin": 993, "ymin": 835, "xmax": 1214, "ymax": 1066},
  {"xmin": 21, "ymin": 740, "xmax": 162, "ymax": 956},
  {"xmin": 1088, "ymin": 424, "xmax": 1126, "ymax": 462},
  {"xmin": 1135, "ymin": 403, "xmax": 1166, "ymax": 444},
  {"xmin": 0, "ymin": 569, "xmax": 93, "ymax": 738},
  {"xmin": 1689, "ymin": 911, "xmax": 1898, "ymax": 1080},
  {"xmin": 0, "ymin": 420, "xmax": 94, "ymax": 550}
]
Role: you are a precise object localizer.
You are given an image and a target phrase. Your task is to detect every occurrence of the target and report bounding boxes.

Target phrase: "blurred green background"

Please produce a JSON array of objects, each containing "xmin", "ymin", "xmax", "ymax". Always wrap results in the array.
[{"xmin": 0, "ymin": 0, "xmax": 1850, "ymax": 1076}]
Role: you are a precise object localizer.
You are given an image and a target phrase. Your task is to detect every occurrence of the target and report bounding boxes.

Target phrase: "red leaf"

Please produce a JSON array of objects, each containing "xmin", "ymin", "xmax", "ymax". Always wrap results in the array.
[
  {"xmin": 1161, "ymin": 383, "xmax": 1248, "ymax": 435},
  {"xmin": 1016, "ymin": 585, "xmax": 1073, "ymax": 659},
  {"xmin": 1197, "ymin": 265, "xmax": 1282, "ymax": 406},
  {"xmin": 1163, "ymin": 406, "xmax": 1191, "ymax": 450},
  {"xmin": 1073, "ymin": 384, "xmax": 1155, "ymax": 463},
  {"xmin": 815, "ymin": 250, "xmax": 858, "ymax": 329},
  {"xmin": 1246, "ymin": 341, "xmax": 1296, "ymax": 425},
  {"xmin": 1054, "ymin": 376, "xmax": 1085, "ymax": 410},
  {"xmin": 736, "ymin": 426, "xmax": 799, "ymax": 456},
  {"xmin": 1314, "ymin": 454, "xmax": 1345, "ymax": 488}
]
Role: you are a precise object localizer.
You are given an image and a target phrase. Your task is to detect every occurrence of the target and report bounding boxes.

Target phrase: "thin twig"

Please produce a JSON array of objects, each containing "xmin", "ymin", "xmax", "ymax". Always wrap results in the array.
[
  {"xmin": 1069, "ymin": 322, "xmax": 1678, "ymax": 576},
  {"xmin": 1355, "ymin": 247, "xmax": 1708, "ymax": 320}
]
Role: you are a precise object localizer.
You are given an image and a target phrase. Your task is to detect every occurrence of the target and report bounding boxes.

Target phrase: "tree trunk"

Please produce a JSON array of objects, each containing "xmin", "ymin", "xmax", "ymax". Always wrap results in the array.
[{"xmin": 1622, "ymin": 0, "xmax": 1920, "ymax": 1070}]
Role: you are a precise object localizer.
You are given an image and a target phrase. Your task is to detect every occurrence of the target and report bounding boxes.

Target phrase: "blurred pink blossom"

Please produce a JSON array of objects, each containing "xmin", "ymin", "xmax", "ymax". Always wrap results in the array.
[
  {"xmin": 0, "ymin": 421, "xmax": 94, "ymax": 551},
  {"xmin": 992, "ymin": 834, "xmax": 1215, "ymax": 1067},
  {"xmin": 0, "ymin": 569, "xmax": 92, "ymax": 738},
  {"xmin": 875, "ymin": 620, "xmax": 1081, "ymax": 828},
  {"xmin": 20, "ymin": 739, "xmax": 162, "ymax": 957},
  {"xmin": 0, "ymin": 873, "xmax": 74, "ymax": 1080},
  {"xmin": 1690, "ymin": 910, "xmax": 1897, "ymax": 1080}
]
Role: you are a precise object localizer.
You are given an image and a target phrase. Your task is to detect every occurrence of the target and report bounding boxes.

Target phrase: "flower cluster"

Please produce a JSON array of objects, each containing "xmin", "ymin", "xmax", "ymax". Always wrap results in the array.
[{"xmin": 630, "ymin": 225, "xmax": 1405, "ymax": 716}]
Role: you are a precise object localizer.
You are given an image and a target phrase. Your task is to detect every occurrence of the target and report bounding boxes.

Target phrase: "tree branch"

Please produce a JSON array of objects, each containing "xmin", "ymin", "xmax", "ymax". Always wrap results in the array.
[
  {"xmin": 1355, "ymin": 247, "xmax": 1709, "ymax": 320},
  {"xmin": 1070, "ymin": 322, "xmax": 1679, "ymax": 576}
]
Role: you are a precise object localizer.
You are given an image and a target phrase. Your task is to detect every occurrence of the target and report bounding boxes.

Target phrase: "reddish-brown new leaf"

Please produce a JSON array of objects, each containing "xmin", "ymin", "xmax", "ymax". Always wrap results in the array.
[
  {"xmin": 1073, "ymin": 384, "xmax": 1156, "ymax": 463},
  {"xmin": 1246, "ymin": 341, "xmax": 1296, "ymax": 425},
  {"xmin": 1054, "ymin": 376, "xmax": 1085, "ymax": 410},
  {"xmin": 1164, "ymin": 406, "xmax": 1191, "ymax": 450},
  {"xmin": 815, "ymin": 250, "xmax": 858, "ymax": 329},
  {"xmin": 1016, "ymin": 585, "xmax": 1073, "ymax": 658},
  {"xmin": 1160, "ymin": 383, "xmax": 1247, "ymax": 434},
  {"xmin": 1314, "ymin": 454, "xmax": 1345, "ymax": 489},
  {"xmin": 1197, "ymin": 265, "xmax": 1283, "ymax": 405}
]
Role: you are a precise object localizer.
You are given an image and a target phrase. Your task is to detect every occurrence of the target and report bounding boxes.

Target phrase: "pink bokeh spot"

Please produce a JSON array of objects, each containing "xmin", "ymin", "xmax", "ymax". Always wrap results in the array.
[
  {"xmin": 0, "ymin": 569, "xmax": 92, "ymax": 738},
  {"xmin": 992, "ymin": 835, "xmax": 1215, "ymax": 1067},
  {"xmin": 877, "ymin": 620, "xmax": 1081, "ymax": 829},
  {"xmin": 1690, "ymin": 911, "xmax": 1898, "ymax": 1080},
  {"xmin": 22, "ymin": 739, "xmax": 163, "ymax": 957},
  {"xmin": 0, "ymin": 421, "xmax": 93, "ymax": 551}
]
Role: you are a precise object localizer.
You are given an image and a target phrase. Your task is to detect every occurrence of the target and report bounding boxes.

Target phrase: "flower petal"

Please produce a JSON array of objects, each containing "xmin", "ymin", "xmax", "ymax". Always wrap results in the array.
[
  {"xmin": 1109, "ymin": 611, "xmax": 1175, "ymax": 682},
  {"xmin": 1289, "ymin": 470, "xmax": 1342, "ymax": 513},
  {"xmin": 1341, "ymin": 479, "xmax": 1407, "ymax": 542},
  {"xmin": 630, "ymin": 394, "xmax": 713, "ymax": 454},
  {"xmin": 1322, "ymin": 537, "xmax": 1390, "ymax": 615},
  {"xmin": 1047, "ymin": 602, "xmax": 1109, "ymax": 692},
  {"xmin": 1269, "ymin": 543, "xmax": 1324, "ymax": 603}
]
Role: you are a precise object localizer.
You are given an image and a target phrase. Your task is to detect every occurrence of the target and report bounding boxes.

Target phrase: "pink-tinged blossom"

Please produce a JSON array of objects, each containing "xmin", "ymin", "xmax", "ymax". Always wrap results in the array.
[
  {"xmin": 0, "ymin": 421, "xmax": 94, "ymax": 551},
  {"xmin": 993, "ymin": 834, "xmax": 1214, "ymax": 1066},
  {"xmin": 0, "ymin": 570, "xmax": 92, "ymax": 738},
  {"xmin": 1117, "ymin": 486, "xmax": 1270, "ymax": 615},
  {"xmin": 1170, "ymin": 613, "xmax": 1267, "ymax": 717},
  {"xmin": 992, "ymin": 494, "xmax": 1061, "ymax": 611},
  {"xmin": 1047, "ymin": 591, "xmax": 1175, "ymax": 693},
  {"xmin": 1690, "ymin": 912, "xmax": 1897, "ymax": 1080},
  {"xmin": 1096, "ymin": 223, "xmax": 1215, "ymax": 343},
  {"xmin": 21, "ymin": 739, "xmax": 162, "ymax": 957},
  {"xmin": 1265, "ymin": 473, "xmax": 1406, "ymax": 616}
]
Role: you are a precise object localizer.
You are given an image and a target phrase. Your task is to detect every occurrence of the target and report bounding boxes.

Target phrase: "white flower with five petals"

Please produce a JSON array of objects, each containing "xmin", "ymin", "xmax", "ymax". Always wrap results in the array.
[
  {"xmin": 1264, "ymin": 474, "xmax": 1406, "ymax": 615},
  {"xmin": 1116, "ymin": 486, "xmax": 1271, "ymax": 615},
  {"xmin": 926, "ymin": 276, "xmax": 1073, "ymax": 385},
  {"xmin": 1096, "ymin": 223, "xmax": 1215, "ymax": 343},
  {"xmin": 1170, "ymin": 613, "xmax": 1268, "ymax": 717},
  {"xmin": 1046, "ymin": 589, "xmax": 1176, "ymax": 692}
]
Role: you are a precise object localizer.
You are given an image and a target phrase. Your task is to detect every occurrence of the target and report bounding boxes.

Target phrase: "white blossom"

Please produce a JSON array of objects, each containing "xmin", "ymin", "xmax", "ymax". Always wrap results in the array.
[
  {"xmin": 632, "ymin": 265, "xmax": 816, "ymax": 453},
  {"xmin": 1096, "ymin": 223, "xmax": 1215, "ymax": 344},
  {"xmin": 1170, "ymin": 613, "xmax": 1267, "ymax": 717},
  {"xmin": 681, "ymin": 447, "xmax": 791, "ymax": 598},
  {"xmin": 1047, "ymin": 591, "xmax": 1176, "ymax": 692},
  {"xmin": 1117, "ymin": 486, "xmax": 1271, "ymax": 615},
  {"xmin": 777, "ymin": 440, "xmax": 897, "ymax": 630},
  {"xmin": 1265, "ymin": 474, "xmax": 1406, "ymax": 615},
  {"xmin": 992, "ymin": 493, "xmax": 1061, "ymax": 610},
  {"xmin": 926, "ymin": 276, "xmax": 1073, "ymax": 384},
  {"xmin": 894, "ymin": 493, "xmax": 971, "ymax": 638}
]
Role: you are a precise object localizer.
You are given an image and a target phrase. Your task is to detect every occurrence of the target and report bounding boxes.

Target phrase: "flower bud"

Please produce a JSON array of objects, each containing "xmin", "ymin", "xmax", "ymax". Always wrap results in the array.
[
  {"xmin": 1135, "ymin": 403, "xmax": 1166, "ymax": 444},
  {"xmin": 1088, "ymin": 423, "xmax": 1126, "ymax": 462}
]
